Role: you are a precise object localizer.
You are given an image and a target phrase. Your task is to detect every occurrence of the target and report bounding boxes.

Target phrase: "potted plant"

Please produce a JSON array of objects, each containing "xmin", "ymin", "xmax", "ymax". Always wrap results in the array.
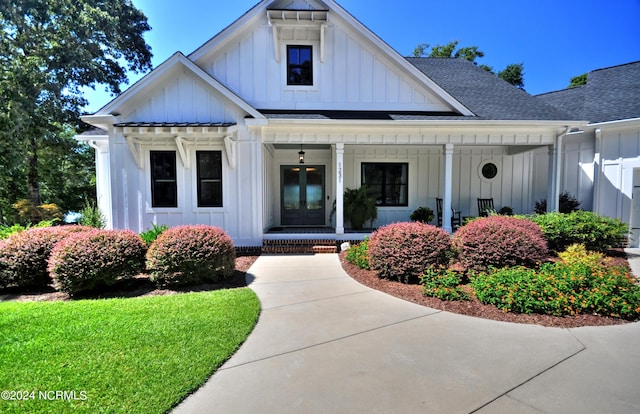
[
  {"xmin": 330, "ymin": 186, "xmax": 377, "ymax": 230},
  {"xmin": 410, "ymin": 206, "xmax": 434, "ymax": 224}
]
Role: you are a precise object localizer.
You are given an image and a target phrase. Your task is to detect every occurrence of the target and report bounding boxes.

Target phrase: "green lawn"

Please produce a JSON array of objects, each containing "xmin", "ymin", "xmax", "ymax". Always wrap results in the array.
[{"xmin": 0, "ymin": 289, "xmax": 260, "ymax": 413}]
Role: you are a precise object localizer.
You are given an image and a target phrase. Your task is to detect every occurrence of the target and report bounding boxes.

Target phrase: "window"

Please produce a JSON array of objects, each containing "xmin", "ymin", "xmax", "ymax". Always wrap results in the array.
[
  {"xmin": 197, "ymin": 151, "xmax": 223, "ymax": 207},
  {"xmin": 150, "ymin": 151, "xmax": 177, "ymax": 208},
  {"xmin": 481, "ymin": 162, "xmax": 498, "ymax": 180},
  {"xmin": 362, "ymin": 163, "xmax": 408, "ymax": 206},
  {"xmin": 287, "ymin": 45, "xmax": 313, "ymax": 86}
]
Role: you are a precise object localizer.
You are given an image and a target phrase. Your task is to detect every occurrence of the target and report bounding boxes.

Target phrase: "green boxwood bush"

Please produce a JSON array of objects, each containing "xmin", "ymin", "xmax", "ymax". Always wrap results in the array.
[
  {"xmin": 368, "ymin": 222, "xmax": 451, "ymax": 283},
  {"xmin": 452, "ymin": 216, "xmax": 547, "ymax": 272},
  {"xmin": 48, "ymin": 229, "xmax": 146, "ymax": 295},
  {"xmin": 529, "ymin": 210, "xmax": 627, "ymax": 253},
  {"xmin": 471, "ymin": 245, "xmax": 640, "ymax": 319},
  {"xmin": 146, "ymin": 225, "xmax": 235, "ymax": 287},
  {"xmin": 346, "ymin": 237, "xmax": 370, "ymax": 269},
  {"xmin": 0, "ymin": 226, "xmax": 93, "ymax": 289}
]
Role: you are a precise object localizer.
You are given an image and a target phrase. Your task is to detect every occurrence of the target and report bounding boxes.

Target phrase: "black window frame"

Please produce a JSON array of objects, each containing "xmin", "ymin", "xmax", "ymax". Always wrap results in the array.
[
  {"xmin": 361, "ymin": 163, "xmax": 409, "ymax": 207},
  {"xmin": 196, "ymin": 151, "xmax": 223, "ymax": 208},
  {"xmin": 287, "ymin": 45, "xmax": 313, "ymax": 86},
  {"xmin": 150, "ymin": 151, "xmax": 178, "ymax": 208}
]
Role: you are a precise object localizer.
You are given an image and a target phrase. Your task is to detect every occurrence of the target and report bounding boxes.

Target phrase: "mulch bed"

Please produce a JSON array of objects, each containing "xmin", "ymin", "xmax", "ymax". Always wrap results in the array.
[
  {"xmin": 0, "ymin": 256, "xmax": 260, "ymax": 303},
  {"xmin": 3, "ymin": 253, "xmax": 635, "ymax": 328},
  {"xmin": 338, "ymin": 251, "xmax": 631, "ymax": 328}
]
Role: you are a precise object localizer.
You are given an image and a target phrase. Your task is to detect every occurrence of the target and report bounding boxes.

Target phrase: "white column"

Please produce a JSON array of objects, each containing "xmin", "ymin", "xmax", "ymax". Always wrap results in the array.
[
  {"xmin": 547, "ymin": 144, "xmax": 557, "ymax": 212},
  {"xmin": 443, "ymin": 144, "xmax": 454, "ymax": 233},
  {"xmin": 335, "ymin": 143, "xmax": 345, "ymax": 234},
  {"xmin": 592, "ymin": 128, "xmax": 602, "ymax": 213}
]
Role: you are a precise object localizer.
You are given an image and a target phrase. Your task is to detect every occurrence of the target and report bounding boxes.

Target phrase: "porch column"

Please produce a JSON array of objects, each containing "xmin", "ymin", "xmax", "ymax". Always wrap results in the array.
[
  {"xmin": 335, "ymin": 143, "xmax": 345, "ymax": 234},
  {"xmin": 443, "ymin": 144, "xmax": 454, "ymax": 233}
]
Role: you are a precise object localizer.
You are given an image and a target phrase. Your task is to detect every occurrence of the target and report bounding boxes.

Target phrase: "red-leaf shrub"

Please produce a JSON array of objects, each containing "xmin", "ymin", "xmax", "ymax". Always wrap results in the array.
[
  {"xmin": 0, "ymin": 226, "xmax": 93, "ymax": 289},
  {"xmin": 368, "ymin": 222, "xmax": 452, "ymax": 283},
  {"xmin": 48, "ymin": 229, "xmax": 146, "ymax": 295},
  {"xmin": 452, "ymin": 216, "xmax": 547, "ymax": 272},
  {"xmin": 146, "ymin": 225, "xmax": 235, "ymax": 287}
]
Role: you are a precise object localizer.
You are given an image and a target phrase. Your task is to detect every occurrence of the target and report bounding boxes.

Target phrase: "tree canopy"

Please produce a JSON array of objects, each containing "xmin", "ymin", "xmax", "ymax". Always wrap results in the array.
[
  {"xmin": 412, "ymin": 41, "xmax": 525, "ymax": 90},
  {"xmin": 569, "ymin": 73, "xmax": 588, "ymax": 88},
  {"xmin": 0, "ymin": 0, "xmax": 152, "ymax": 223}
]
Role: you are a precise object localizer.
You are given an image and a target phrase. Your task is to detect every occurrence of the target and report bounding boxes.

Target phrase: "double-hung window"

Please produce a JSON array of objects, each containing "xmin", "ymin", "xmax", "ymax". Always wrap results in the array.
[
  {"xmin": 361, "ymin": 163, "xmax": 408, "ymax": 206},
  {"xmin": 196, "ymin": 151, "xmax": 223, "ymax": 207},
  {"xmin": 150, "ymin": 151, "xmax": 177, "ymax": 208},
  {"xmin": 287, "ymin": 45, "xmax": 313, "ymax": 86}
]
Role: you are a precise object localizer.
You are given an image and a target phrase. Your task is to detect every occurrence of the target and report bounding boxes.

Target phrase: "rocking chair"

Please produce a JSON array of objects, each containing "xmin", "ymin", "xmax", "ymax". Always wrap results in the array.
[{"xmin": 436, "ymin": 198, "xmax": 462, "ymax": 229}]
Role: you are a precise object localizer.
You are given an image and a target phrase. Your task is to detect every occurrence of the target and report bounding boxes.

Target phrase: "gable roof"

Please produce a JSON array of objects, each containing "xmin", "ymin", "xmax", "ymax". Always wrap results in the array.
[
  {"xmin": 87, "ymin": 52, "xmax": 264, "ymax": 121},
  {"xmin": 536, "ymin": 61, "xmax": 640, "ymax": 124},
  {"xmin": 408, "ymin": 58, "xmax": 576, "ymax": 121},
  {"xmin": 188, "ymin": 0, "xmax": 474, "ymax": 117}
]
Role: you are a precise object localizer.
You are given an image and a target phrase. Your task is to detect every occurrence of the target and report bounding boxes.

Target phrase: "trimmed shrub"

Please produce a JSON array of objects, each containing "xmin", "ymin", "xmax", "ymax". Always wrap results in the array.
[
  {"xmin": 452, "ymin": 216, "xmax": 547, "ymax": 272},
  {"xmin": 471, "ymin": 246, "xmax": 640, "ymax": 319},
  {"xmin": 368, "ymin": 222, "xmax": 451, "ymax": 283},
  {"xmin": 421, "ymin": 268, "xmax": 470, "ymax": 301},
  {"xmin": 0, "ymin": 226, "xmax": 94, "ymax": 289},
  {"xmin": 146, "ymin": 225, "xmax": 235, "ymax": 287},
  {"xmin": 48, "ymin": 229, "xmax": 146, "ymax": 295},
  {"xmin": 346, "ymin": 237, "xmax": 370, "ymax": 269},
  {"xmin": 530, "ymin": 210, "xmax": 627, "ymax": 253}
]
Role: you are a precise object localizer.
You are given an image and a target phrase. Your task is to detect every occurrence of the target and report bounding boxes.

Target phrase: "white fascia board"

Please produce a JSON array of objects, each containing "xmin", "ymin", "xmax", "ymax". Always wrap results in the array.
[
  {"xmin": 264, "ymin": 118, "xmax": 587, "ymax": 130},
  {"xmin": 80, "ymin": 114, "xmax": 117, "ymax": 130},
  {"xmin": 590, "ymin": 117, "xmax": 640, "ymax": 129},
  {"xmin": 94, "ymin": 52, "xmax": 264, "ymax": 121}
]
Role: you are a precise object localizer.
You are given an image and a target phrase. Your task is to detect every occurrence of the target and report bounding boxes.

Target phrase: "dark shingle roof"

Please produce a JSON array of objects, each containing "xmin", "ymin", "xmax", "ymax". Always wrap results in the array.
[
  {"xmin": 536, "ymin": 61, "xmax": 640, "ymax": 124},
  {"xmin": 407, "ymin": 57, "xmax": 574, "ymax": 121}
]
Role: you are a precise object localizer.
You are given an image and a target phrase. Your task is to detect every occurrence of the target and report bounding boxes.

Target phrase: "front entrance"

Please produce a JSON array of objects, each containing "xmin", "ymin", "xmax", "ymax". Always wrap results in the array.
[{"xmin": 281, "ymin": 165, "xmax": 325, "ymax": 226}]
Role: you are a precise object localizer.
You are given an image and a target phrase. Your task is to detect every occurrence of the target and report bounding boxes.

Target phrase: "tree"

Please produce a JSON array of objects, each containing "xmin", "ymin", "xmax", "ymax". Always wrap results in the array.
[
  {"xmin": 411, "ymin": 40, "xmax": 525, "ymax": 89},
  {"xmin": 569, "ymin": 73, "xmax": 588, "ymax": 88},
  {"xmin": 0, "ymin": 0, "xmax": 152, "ymax": 222},
  {"xmin": 498, "ymin": 63, "xmax": 525, "ymax": 90}
]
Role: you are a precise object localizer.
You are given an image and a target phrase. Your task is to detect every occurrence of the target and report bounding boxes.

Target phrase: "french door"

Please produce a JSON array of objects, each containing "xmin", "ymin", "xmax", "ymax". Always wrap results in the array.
[{"xmin": 281, "ymin": 165, "xmax": 325, "ymax": 226}]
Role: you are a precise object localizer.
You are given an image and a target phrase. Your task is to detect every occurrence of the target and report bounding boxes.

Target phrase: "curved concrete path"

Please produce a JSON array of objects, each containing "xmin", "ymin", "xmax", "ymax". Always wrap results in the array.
[{"xmin": 174, "ymin": 254, "xmax": 640, "ymax": 414}]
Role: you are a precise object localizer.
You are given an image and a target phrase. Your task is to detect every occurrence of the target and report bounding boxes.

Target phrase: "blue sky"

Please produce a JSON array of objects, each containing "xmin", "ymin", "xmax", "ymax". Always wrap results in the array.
[{"xmin": 83, "ymin": 0, "xmax": 640, "ymax": 113}]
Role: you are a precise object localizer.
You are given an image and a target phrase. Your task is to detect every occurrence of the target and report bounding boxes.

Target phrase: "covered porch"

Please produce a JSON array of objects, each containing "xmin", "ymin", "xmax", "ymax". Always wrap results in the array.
[{"xmin": 255, "ymin": 119, "xmax": 578, "ymax": 238}]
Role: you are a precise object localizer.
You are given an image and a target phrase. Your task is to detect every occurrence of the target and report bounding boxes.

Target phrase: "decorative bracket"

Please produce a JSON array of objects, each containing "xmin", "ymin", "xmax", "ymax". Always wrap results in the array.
[
  {"xmin": 175, "ymin": 136, "xmax": 191, "ymax": 169},
  {"xmin": 224, "ymin": 136, "xmax": 237, "ymax": 169},
  {"xmin": 125, "ymin": 136, "xmax": 143, "ymax": 169}
]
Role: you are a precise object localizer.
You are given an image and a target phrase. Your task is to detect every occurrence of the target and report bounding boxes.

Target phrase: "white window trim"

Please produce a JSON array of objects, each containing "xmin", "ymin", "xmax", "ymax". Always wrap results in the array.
[{"xmin": 282, "ymin": 40, "xmax": 320, "ymax": 91}]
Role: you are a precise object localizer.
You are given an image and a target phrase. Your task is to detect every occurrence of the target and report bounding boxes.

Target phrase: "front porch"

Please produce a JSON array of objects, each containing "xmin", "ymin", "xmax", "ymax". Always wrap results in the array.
[{"xmin": 262, "ymin": 226, "xmax": 372, "ymax": 254}]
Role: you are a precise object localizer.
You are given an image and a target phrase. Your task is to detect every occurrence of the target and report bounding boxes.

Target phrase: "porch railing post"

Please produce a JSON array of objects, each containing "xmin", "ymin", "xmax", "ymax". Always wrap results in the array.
[
  {"xmin": 336, "ymin": 143, "xmax": 345, "ymax": 234},
  {"xmin": 443, "ymin": 143, "xmax": 454, "ymax": 233}
]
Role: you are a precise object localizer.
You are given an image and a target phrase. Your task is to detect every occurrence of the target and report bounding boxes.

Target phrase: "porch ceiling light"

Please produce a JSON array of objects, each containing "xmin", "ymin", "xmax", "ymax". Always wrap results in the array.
[{"xmin": 299, "ymin": 145, "xmax": 305, "ymax": 164}]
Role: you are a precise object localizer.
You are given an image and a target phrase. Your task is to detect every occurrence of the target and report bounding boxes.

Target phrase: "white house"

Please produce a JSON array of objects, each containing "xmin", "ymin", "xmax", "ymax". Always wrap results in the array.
[
  {"xmin": 78, "ymin": 0, "xmax": 590, "ymax": 248},
  {"xmin": 538, "ymin": 61, "xmax": 640, "ymax": 246}
]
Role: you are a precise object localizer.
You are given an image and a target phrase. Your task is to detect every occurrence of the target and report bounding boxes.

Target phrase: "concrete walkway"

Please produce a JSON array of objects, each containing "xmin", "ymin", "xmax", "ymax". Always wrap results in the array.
[{"xmin": 174, "ymin": 254, "xmax": 640, "ymax": 414}]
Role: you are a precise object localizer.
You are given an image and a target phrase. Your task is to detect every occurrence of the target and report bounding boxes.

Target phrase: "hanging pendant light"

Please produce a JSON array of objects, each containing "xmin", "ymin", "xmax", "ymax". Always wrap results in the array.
[{"xmin": 298, "ymin": 145, "xmax": 305, "ymax": 164}]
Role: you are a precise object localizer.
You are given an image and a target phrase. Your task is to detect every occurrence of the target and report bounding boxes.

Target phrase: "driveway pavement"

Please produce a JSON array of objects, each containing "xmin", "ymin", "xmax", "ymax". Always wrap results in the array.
[{"xmin": 173, "ymin": 253, "xmax": 640, "ymax": 414}]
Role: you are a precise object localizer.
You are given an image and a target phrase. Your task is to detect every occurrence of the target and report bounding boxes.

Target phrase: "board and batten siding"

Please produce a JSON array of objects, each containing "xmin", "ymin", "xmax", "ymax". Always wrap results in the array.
[
  {"xmin": 339, "ymin": 145, "xmax": 548, "ymax": 226},
  {"xmin": 593, "ymin": 124, "xmax": 640, "ymax": 246},
  {"xmin": 120, "ymin": 66, "xmax": 240, "ymax": 124},
  {"xmin": 198, "ymin": 16, "xmax": 454, "ymax": 112}
]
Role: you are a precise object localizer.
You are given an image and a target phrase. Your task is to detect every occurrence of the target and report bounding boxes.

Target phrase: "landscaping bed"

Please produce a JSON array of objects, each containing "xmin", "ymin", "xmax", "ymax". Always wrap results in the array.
[
  {"xmin": 0, "ymin": 255, "xmax": 259, "ymax": 303},
  {"xmin": 339, "ymin": 250, "xmax": 632, "ymax": 328}
]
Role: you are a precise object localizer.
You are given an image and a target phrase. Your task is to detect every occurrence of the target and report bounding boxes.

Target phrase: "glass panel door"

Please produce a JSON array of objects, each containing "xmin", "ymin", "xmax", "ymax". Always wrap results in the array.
[{"xmin": 281, "ymin": 166, "xmax": 325, "ymax": 226}]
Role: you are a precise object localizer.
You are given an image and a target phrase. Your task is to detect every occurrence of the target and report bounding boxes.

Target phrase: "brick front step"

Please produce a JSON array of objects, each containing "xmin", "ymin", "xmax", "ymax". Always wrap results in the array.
[{"xmin": 262, "ymin": 239, "xmax": 337, "ymax": 254}]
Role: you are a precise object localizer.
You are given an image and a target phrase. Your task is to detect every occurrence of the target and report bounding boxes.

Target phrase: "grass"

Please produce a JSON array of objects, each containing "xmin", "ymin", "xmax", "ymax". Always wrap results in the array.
[{"xmin": 0, "ymin": 289, "xmax": 260, "ymax": 413}]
